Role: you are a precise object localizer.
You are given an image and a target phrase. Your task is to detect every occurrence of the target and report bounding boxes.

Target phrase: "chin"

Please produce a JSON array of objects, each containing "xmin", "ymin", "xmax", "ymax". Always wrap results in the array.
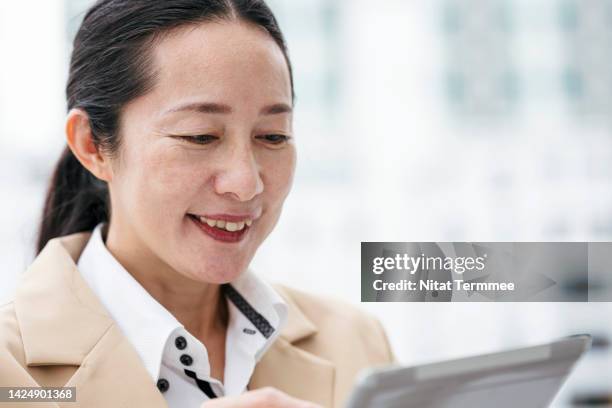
[{"xmin": 187, "ymin": 262, "xmax": 245, "ymax": 284}]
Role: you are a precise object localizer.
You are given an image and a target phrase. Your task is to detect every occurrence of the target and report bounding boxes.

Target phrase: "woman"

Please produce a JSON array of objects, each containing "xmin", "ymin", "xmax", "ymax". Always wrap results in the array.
[{"xmin": 0, "ymin": 1, "xmax": 394, "ymax": 407}]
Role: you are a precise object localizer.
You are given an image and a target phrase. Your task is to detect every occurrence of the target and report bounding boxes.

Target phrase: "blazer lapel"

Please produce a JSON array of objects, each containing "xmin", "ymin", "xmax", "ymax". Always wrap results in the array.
[
  {"xmin": 14, "ymin": 233, "xmax": 167, "ymax": 408},
  {"xmin": 249, "ymin": 285, "xmax": 335, "ymax": 407},
  {"xmin": 61, "ymin": 323, "xmax": 168, "ymax": 408}
]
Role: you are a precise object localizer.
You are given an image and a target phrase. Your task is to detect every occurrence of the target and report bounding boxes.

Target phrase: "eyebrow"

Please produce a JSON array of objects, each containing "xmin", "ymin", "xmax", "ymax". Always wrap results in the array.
[{"xmin": 163, "ymin": 102, "xmax": 292, "ymax": 116}]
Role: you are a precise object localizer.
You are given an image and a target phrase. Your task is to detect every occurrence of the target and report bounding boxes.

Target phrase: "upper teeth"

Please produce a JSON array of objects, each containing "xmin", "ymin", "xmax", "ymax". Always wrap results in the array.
[{"xmin": 199, "ymin": 216, "xmax": 252, "ymax": 231}]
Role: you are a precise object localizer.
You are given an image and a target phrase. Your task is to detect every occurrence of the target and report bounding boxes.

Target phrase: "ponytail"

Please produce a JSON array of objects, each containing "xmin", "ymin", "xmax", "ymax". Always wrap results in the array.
[{"xmin": 36, "ymin": 146, "xmax": 109, "ymax": 254}]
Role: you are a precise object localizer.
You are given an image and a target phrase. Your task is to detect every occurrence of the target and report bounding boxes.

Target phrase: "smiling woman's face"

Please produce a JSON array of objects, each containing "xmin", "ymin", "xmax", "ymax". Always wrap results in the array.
[{"xmin": 105, "ymin": 19, "xmax": 295, "ymax": 284}]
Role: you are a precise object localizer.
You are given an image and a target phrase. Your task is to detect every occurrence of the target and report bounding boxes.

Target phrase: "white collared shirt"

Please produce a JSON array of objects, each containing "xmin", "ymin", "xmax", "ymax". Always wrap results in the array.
[{"xmin": 77, "ymin": 223, "xmax": 287, "ymax": 408}]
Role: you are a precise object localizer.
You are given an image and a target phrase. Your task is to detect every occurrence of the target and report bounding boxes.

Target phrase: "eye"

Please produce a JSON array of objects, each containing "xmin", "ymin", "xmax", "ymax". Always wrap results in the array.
[
  {"xmin": 174, "ymin": 135, "xmax": 218, "ymax": 145},
  {"xmin": 256, "ymin": 134, "xmax": 291, "ymax": 145}
]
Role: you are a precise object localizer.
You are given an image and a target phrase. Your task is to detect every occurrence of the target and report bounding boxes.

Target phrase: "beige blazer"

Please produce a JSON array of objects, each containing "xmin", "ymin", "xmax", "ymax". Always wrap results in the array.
[{"xmin": 0, "ymin": 232, "xmax": 394, "ymax": 408}]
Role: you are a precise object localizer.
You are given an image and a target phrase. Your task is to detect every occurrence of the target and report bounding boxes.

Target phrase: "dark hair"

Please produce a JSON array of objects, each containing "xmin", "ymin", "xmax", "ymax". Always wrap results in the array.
[{"xmin": 36, "ymin": 0, "xmax": 294, "ymax": 254}]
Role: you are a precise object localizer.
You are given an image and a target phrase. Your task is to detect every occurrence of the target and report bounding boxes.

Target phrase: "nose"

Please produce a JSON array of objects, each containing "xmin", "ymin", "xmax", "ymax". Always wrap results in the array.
[{"xmin": 214, "ymin": 141, "xmax": 264, "ymax": 202}]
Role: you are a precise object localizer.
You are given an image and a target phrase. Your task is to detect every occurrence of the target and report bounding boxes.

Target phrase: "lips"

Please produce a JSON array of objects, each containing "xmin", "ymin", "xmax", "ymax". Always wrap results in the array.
[{"xmin": 188, "ymin": 214, "xmax": 251, "ymax": 243}]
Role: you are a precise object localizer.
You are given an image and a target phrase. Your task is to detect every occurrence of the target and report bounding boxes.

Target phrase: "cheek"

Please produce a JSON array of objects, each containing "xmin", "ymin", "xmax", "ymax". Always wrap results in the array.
[
  {"xmin": 262, "ymin": 148, "xmax": 296, "ymax": 205},
  {"xmin": 123, "ymin": 145, "xmax": 204, "ymax": 221}
]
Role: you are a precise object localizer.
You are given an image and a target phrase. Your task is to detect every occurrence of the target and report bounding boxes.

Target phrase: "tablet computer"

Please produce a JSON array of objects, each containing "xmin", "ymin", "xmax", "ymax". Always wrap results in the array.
[{"xmin": 345, "ymin": 334, "xmax": 591, "ymax": 408}]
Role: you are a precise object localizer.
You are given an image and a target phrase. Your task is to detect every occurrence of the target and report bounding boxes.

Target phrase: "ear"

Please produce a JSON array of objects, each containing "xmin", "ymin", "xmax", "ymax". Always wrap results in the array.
[{"xmin": 65, "ymin": 108, "xmax": 113, "ymax": 182}]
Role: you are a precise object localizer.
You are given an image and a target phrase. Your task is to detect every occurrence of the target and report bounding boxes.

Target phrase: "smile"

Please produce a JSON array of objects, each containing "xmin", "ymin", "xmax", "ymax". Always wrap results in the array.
[
  {"xmin": 188, "ymin": 214, "xmax": 252, "ymax": 243},
  {"xmin": 198, "ymin": 215, "xmax": 252, "ymax": 231}
]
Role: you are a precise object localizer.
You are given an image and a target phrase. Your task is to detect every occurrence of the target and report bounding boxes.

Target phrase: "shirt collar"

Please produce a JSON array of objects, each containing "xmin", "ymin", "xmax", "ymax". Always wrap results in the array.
[{"xmin": 77, "ymin": 223, "xmax": 287, "ymax": 386}]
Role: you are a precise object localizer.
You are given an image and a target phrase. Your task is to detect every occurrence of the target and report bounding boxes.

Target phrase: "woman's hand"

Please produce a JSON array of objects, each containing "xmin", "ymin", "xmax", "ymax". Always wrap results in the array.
[{"xmin": 200, "ymin": 387, "xmax": 323, "ymax": 408}]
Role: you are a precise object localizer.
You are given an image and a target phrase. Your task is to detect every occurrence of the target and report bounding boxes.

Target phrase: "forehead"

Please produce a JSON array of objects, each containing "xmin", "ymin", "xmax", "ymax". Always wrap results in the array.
[{"xmin": 147, "ymin": 20, "xmax": 292, "ymax": 114}]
